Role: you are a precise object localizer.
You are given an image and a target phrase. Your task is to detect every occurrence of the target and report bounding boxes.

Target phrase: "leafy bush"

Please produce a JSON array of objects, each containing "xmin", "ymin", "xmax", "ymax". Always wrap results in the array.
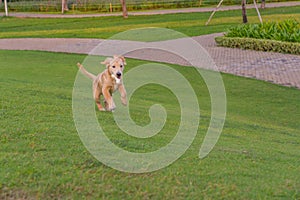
[
  {"xmin": 215, "ymin": 36, "xmax": 300, "ymax": 55},
  {"xmin": 225, "ymin": 19, "xmax": 300, "ymax": 43}
]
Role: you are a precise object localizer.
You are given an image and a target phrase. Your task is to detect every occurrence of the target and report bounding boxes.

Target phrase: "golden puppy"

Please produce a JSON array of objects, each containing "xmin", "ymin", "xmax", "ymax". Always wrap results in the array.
[{"xmin": 77, "ymin": 56, "xmax": 127, "ymax": 111}]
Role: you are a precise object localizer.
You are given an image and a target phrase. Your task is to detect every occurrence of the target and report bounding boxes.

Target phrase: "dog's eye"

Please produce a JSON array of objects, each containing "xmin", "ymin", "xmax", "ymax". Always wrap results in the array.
[
  {"xmin": 120, "ymin": 65, "xmax": 123, "ymax": 68},
  {"xmin": 112, "ymin": 66, "xmax": 115, "ymax": 68}
]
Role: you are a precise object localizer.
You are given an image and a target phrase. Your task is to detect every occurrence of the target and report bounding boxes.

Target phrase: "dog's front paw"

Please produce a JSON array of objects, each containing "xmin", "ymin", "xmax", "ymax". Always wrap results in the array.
[
  {"xmin": 110, "ymin": 103, "xmax": 116, "ymax": 111},
  {"xmin": 106, "ymin": 106, "xmax": 116, "ymax": 112},
  {"xmin": 121, "ymin": 97, "xmax": 127, "ymax": 106},
  {"xmin": 105, "ymin": 101, "xmax": 116, "ymax": 112}
]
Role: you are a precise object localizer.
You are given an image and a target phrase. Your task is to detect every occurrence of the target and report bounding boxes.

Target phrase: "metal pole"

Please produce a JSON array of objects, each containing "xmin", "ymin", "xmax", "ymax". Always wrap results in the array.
[
  {"xmin": 253, "ymin": 0, "xmax": 263, "ymax": 23},
  {"xmin": 205, "ymin": 0, "xmax": 224, "ymax": 25},
  {"xmin": 4, "ymin": 0, "xmax": 8, "ymax": 16},
  {"xmin": 62, "ymin": 0, "xmax": 64, "ymax": 14}
]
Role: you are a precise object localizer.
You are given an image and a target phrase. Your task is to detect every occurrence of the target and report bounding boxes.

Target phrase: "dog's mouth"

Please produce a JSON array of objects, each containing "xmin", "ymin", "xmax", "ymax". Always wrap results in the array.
[{"xmin": 111, "ymin": 73, "xmax": 122, "ymax": 84}]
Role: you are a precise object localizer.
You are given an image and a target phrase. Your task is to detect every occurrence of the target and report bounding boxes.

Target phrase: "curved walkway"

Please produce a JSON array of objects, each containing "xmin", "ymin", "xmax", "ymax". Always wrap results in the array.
[{"xmin": 1, "ymin": 34, "xmax": 299, "ymax": 89}]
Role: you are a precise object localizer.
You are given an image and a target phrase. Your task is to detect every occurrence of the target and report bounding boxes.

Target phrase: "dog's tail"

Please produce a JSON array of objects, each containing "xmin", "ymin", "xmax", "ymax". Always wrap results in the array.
[{"xmin": 77, "ymin": 63, "xmax": 96, "ymax": 80}]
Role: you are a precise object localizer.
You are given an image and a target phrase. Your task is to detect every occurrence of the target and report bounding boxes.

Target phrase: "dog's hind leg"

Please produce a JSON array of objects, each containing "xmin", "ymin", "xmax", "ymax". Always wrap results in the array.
[
  {"xmin": 95, "ymin": 96, "xmax": 105, "ymax": 111},
  {"xmin": 95, "ymin": 93, "xmax": 105, "ymax": 111},
  {"xmin": 93, "ymin": 83, "xmax": 105, "ymax": 111},
  {"xmin": 103, "ymin": 99, "xmax": 109, "ymax": 111}
]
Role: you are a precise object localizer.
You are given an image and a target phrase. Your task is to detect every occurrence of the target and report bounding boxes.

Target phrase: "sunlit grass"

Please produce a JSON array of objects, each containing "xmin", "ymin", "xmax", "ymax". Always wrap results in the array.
[
  {"xmin": 0, "ymin": 6, "xmax": 299, "ymax": 39},
  {"xmin": 0, "ymin": 50, "xmax": 299, "ymax": 199}
]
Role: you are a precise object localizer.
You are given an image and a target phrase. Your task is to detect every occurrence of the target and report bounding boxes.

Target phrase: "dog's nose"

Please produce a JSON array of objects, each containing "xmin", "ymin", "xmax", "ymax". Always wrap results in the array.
[{"xmin": 116, "ymin": 72, "xmax": 122, "ymax": 77}]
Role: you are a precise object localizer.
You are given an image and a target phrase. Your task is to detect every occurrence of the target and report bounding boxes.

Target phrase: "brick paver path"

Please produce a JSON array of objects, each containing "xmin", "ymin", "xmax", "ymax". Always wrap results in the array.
[{"xmin": 1, "ymin": 35, "xmax": 299, "ymax": 89}]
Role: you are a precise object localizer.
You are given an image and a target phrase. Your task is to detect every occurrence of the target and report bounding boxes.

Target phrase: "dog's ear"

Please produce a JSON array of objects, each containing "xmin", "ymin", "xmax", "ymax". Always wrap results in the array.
[
  {"xmin": 101, "ymin": 57, "xmax": 113, "ymax": 68},
  {"xmin": 120, "ymin": 56, "xmax": 126, "ymax": 65},
  {"xmin": 113, "ymin": 55, "xmax": 126, "ymax": 65}
]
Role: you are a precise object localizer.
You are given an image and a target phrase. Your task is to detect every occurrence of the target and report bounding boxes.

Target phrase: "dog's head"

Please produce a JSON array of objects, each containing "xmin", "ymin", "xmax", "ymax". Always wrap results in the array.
[{"xmin": 101, "ymin": 56, "xmax": 126, "ymax": 81}]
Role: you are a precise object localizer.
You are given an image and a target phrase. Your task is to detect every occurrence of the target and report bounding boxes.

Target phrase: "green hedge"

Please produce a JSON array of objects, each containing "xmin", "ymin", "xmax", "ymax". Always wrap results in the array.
[
  {"xmin": 225, "ymin": 19, "xmax": 300, "ymax": 43},
  {"xmin": 215, "ymin": 36, "xmax": 300, "ymax": 55}
]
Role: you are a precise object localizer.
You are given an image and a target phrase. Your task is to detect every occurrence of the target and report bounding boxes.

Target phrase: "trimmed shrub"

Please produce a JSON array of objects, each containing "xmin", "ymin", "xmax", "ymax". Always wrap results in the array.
[
  {"xmin": 215, "ymin": 36, "xmax": 300, "ymax": 55},
  {"xmin": 225, "ymin": 19, "xmax": 300, "ymax": 43}
]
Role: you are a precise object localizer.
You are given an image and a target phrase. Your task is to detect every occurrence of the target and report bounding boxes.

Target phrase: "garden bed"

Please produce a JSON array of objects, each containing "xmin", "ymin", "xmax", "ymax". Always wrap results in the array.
[
  {"xmin": 215, "ymin": 19, "xmax": 300, "ymax": 54},
  {"xmin": 215, "ymin": 36, "xmax": 300, "ymax": 54}
]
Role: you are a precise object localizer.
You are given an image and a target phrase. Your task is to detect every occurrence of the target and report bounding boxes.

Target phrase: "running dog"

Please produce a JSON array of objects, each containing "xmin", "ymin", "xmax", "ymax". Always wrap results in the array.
[{"xmin": 77, "ymin": 56, "xmax": 127, "ymax": 111}]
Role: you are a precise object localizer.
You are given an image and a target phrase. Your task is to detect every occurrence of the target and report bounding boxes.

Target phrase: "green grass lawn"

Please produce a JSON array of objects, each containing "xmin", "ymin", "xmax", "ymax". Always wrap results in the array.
[
  {"xmin": 0, "ymin": 50, "xmax": 299, "ymax": 199},
  {"xmin": 0, "ymin": 6, "xmax": 299, "ymax": 39}
]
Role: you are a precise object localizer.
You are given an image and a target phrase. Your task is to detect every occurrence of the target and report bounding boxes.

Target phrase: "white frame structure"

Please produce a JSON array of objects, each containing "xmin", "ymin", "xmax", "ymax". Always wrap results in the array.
[
  {"xmin": 4, "ymin": 0, "xmax": 8, "ymax": 16},
  {"xmin": 205, "ymin": 0, "xmax": 263, "ymax": 25}
]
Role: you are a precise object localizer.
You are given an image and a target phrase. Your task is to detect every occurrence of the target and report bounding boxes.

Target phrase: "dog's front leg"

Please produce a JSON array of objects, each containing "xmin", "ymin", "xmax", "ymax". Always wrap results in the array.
[
  {"xmin": 102, "ymin": 87, "xmax": 116, "ymax": 111},
  {"xmin": 118, "ymin": 84, "xmax": 127, "ymax": 106}
]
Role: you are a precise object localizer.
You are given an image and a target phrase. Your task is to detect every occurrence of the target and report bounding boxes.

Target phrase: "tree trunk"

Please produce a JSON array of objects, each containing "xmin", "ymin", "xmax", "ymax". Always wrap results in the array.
[
  {"xmin": 261, "ymin": 0, "xmax": 265, "ymax": 9},
  {"xmin": 63, "ymin": 0, "xmax": 68, "ymax": 11},
  {"xmin": 242, "ymin": 0, "xmax": 248, "ymax": 23},
  {"xmin": 120, "ymin": 0, "xmax": 128, "ymax": 18}
]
